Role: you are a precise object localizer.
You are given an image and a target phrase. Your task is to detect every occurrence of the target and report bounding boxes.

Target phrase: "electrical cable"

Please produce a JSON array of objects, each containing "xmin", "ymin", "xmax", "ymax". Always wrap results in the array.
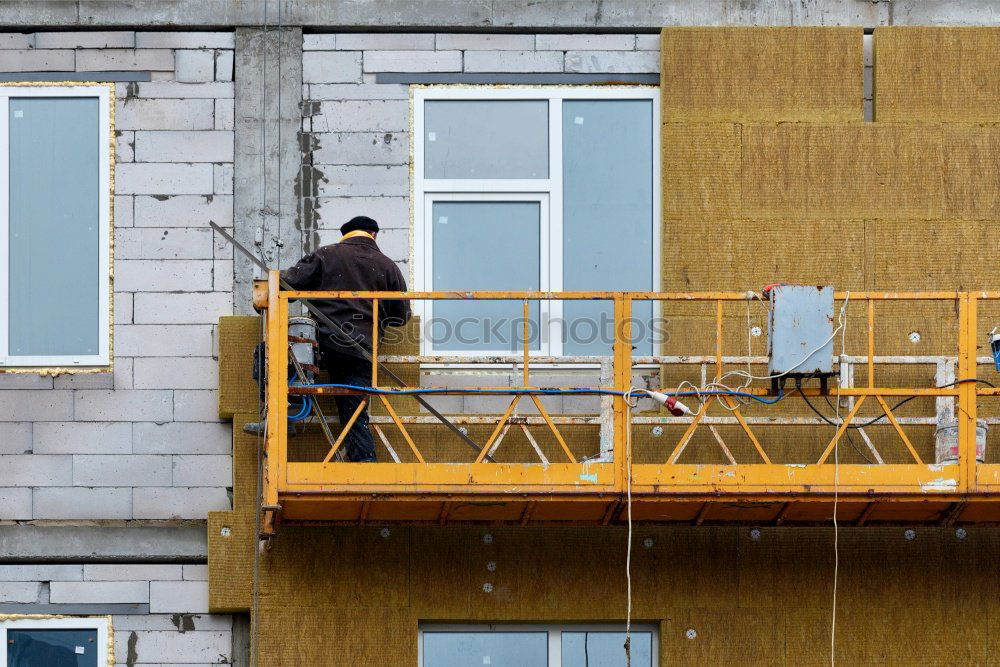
[{"xmin": 797, "ymin": 378, "xmax": 994, "ymax": 430}]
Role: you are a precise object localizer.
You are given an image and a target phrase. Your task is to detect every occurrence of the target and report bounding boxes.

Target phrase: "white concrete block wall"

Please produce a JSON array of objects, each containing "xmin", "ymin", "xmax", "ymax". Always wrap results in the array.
[
  {"xmin": 0, "ymin": 564, "xmax": 230, "ymax": 664},
  {"xmin": 300, "ymin": 32, "xmax": 661, "ymax": 277},
  {"xmin": 0, "ymin": 31, "xmax": 236, "ymax": 522}
]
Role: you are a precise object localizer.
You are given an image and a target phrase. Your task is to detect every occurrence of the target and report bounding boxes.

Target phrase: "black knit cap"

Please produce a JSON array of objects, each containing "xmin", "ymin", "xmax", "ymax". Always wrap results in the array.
[{"xmin": 341, "ymin": 215, "xmax": 379, "ymax": 234}]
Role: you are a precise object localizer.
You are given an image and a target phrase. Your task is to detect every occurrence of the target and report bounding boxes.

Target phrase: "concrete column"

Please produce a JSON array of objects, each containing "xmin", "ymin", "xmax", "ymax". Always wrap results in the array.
[{"xmin": 233, "ymin": 27, "xmax": 303, "ymax": 315}]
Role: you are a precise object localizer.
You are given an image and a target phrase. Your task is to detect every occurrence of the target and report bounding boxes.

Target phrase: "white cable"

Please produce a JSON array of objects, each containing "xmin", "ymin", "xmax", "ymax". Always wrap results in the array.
[
  {"xmin": 623, "ymin": 387, "xmax": 641, "ymax": 667},
  {"xmin": 830, "ymin": 292, "xmax": 848, "ymax": 667}
]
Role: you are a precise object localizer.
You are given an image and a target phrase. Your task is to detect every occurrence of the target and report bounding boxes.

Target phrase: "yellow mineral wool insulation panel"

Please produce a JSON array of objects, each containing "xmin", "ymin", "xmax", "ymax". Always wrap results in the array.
[
  {"xmin": 218, "ymin": 316, "xmax": 261, "ymax": 419},
  {"xmin": 660, "ymin": 27, "xmax": 863, "ymax": 123},
  {"xmin": 741, "ymin": 123, "xmax": 943, "ymax": 220},
  {"xmin": 942, "ymin": 125, "xmax": 1000, "ymax": 218},
  {"xmin": 661, "ymin": 123, "xmax": 741, "ymax": 217},
  {"xmin": 875, "ymin": 27, "xmax": 1000, "ymax": 122}
]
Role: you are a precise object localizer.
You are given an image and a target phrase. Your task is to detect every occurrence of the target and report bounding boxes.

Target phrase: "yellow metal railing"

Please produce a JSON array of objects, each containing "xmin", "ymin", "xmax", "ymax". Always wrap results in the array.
[{"xmin": 258, "ymin": 270, "xmax": 1000, "ymax": 530}]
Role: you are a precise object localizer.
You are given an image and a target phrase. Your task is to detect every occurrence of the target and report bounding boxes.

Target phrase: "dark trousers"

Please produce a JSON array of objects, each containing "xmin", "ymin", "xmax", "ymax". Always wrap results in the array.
[{"xmin": 323, "ymin": 349, "xmax": 376, "ymax": 462}]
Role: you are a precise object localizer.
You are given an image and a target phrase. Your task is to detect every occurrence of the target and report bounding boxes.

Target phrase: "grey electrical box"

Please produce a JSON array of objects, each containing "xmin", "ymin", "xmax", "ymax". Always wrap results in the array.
[{"xmin": 768, "ymin": 285, "xmax": 834, "ymax": 377}]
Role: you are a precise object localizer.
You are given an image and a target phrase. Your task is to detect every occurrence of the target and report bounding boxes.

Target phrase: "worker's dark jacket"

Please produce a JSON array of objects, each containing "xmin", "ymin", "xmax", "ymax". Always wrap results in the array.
[{"xmin": 281, "ymin": 236, "xmax": 411, "ymax": 358}]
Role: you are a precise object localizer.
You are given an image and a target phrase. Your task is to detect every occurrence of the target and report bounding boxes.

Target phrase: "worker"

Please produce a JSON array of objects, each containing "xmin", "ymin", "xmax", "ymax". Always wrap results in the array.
[{"xmin": 282, "ymin": 216, "xmax": 411, "ymax": 462}]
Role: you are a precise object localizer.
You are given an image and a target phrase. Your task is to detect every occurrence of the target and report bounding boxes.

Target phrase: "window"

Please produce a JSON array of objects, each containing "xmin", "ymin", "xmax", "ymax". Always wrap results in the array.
[
  {"xmin": 420, "ymin": 624, "xmax": 657, "ymax": 667},
  {"xmin": 414, "ymin": 87, "xmax": 660, "ymax": 357},
  {"xmin": 1, "ymin": 617, "xmax": 111, "ymax": 667},
  {"xmin": 0, "ymin": 84, "xmax": 113, "ymax": 368}
]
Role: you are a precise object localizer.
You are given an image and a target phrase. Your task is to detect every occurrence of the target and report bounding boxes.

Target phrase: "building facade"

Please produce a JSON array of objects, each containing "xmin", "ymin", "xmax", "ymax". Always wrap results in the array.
[{"xmin": 2, "ymin": 1, "xmax": 1000, "ymax": 665}]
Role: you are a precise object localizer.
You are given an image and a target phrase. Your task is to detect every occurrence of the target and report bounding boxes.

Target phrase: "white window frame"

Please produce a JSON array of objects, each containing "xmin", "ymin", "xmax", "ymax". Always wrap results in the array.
[
  {"xmin": 1, "ymin": 616, "xmax": 111, "ymax": 667},
  {"xmin": 0, "ymin": 84, "xmax": 113, "ymax": 369},
  {"xmin": 418, "ymin": 622, "xmax": 659, "ymax": 666},
  {"xmin": 413, "ymin": 86, "xmax": 661, "ymax": 359}
]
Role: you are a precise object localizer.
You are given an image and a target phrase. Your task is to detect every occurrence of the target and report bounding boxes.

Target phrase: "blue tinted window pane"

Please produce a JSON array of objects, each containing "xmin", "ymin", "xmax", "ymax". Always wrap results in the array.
[
  {"xmin": 562, "ymin": 631, "xmax": 652, "ymax": 667},
  {"xmin": 9, "ymin": 96, "xmax": 101, "ymax": 357},
  {"xmin": 562, "ymin": 100, "xmax": 653, "ymax": 355},
  {"xmin": 431, "ymin": 201, "xmax": 540, "ymax": 351},
  {"xmin": 424, "ymin": 100, "xmax": 548, "ymax": 179},
  {"xmin": 8, "ymin": 628, "xmax": 99, "ymax": 667},
  {"xmin": 424, "ymin": 631, "xmax": 548, "ymax": 667}
]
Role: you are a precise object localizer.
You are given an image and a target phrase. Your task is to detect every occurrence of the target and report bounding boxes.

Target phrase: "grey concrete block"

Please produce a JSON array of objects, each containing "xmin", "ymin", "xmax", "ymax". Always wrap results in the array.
[
  {"xmin": 116, "ymin": 130, "xmax": 135, "ymax": 162},
  {"xmin": 0, "ymin": 488, "xmax": 31, "ymax": 520},
  {"xmin": 464, "ymin": 50, "xmax": 563, "ymax": 72},
  {"xmin": 35, "ymin": 31, "xmax": 135, "ymax": 48},
  {"xmin": 132, "ymin": 81, "xmax": 234, "ymax": 98},
  {"xmin": 114, "ymin": 260, "xmax": 214, "ymax": 293},
  {"xmin": 336, "ymin": 33, "xmax": 435, "ymax": 50},
  {"xmin": 114, "ymin": 293, "xmax": 134, "ymax": 325},
  {"xmin": 303, "ymin": 33, "xmax": 337, "ymax": 50},
  {"xmin": 33, "ymin": 422, "xmax": 133, "ymax": 455},
  {"xmin": 435, "ymin": 33, "xmax": 535, "ymax": 50},
  {"xmin": 134, "ymin": 194, "xmax": 232, "ymax": 228},
  {"xmin": 135, "ymin": 130, "xmax": 233, "ymax": 163},
  {"xmin": 0, "ymin": 33, "xmax": 33, "ymax": 49},
  {"xmin": 0, "ymin": 565, "xmax": 83, "ymax": 582},
  {"xmin": 182, "ymin": 564, "xmax": 208, "ymax": 580},
  {"xmin": 73, "ymin": 455, "xmax": 172, "ymax": 487},
  {"xmin": 115, "ymin": 195, "xmax": 134, "ymax": 227},
  {"xmin": 136, "ymin": 31, "xmax": 235, "ymax": 49},
  {"xmin": 116, "ymin": 228, "xmax": 214, "ymax": 260},
  {"xmin": 0, "ymin": 455, "xmax": 72, "ymax": 486},
  {"xmin": 213, "ymin": 163, "xmax": 234, "ymax": 195},
  {"xmin": 0, "ymin": 391, "xmax": 73, "ymax": 422},
  {"xmin": 213, "ymin": 259, "xmax": 233, "ymax": 291},
  {"xmin": 0, "ymin": 582, "xmax": 40, "ymax": 603},
  {"xmin": 316, "ymin": 197, "xmax": 409, "ymax": 229},
  {"xmin": 50, "ymin": 581, "xmax": 149, "ymax": 604},
  {"xmin": 310, "ymin": 131, "xmax": 407, "ymax": 165},
  {"xmin": 132, "ymin": 487, "xmax": 230, "ymax": 519},
  {"xmin": 116, "ymin": 324, "xmax": 215, "ymax": 357},
  {"xmin": 115, "ymin": 163, "xmax": 215, "ymax": 195},
  {"xmin": 74, "ymin": 390, "xmax": 173, "ymax": 422},
  {"xmin": 116, "ymin": 98, "xmax": 215, "ymax": 130},
  {"xmin": 175, "ymin": 48, "xmax": 215, "ymax": 82},
  {"xmin": 149, "ymin": 580, "xmax": 209, "ymax": 613},
  {"xmin": 32, "ymin": 487, "xmax": 132, "ymax": 520},
  {"xmin": 536, "ymin": 34, "xmax": 636, "ymax": 50},
  {"xmin": 0, "ymin": 49, "xmax": 73, "ymax": 71},
  {"xmin": 308, "ymin": 83, "xmax": 408, "ymax": 100},
  {"xmin": 215, "ymin": 98, "xmax": 234, "ymax": 129},
  {"xmin": 0, "ymin": 374, "xmax": 52, "ymax": 390},
  {"xmin": 0, "ymin": 423, "xmax": 31, "ymax": 454},
  {"xmin": 215, "ymin": 48, "xmax": 234, "ymax": 81},
  {"xmin": 171, "ymin": 391, "xmax": 224, "ymax": 423},
  {"xmin": 134, "ymin": 357, "xmax": 218, "ymax": 390},
  {"xmin": 310, "ymin": 100, "xmax": 408, "ymax": 132},
  {"xmin": 303, "ymin": 50, "xmax": 362, "ymax": 83},
  {"xmin": 315, "ymin": 165, "xmax": 408, "ymax": 197},
  {"xmin": 635, "ymin": 34, "xmax": 661, "ymax": 50},
  {"xmin": 76, "ymin": 48, "xmax": 173, "ymax": 71},
  {"xmin": 133, "ymin": 292, "xmax": 232, "ymax": 324},
  {"xmin": 172, "ymin": 455, "xmax": 232, "ymax": 486},
  {"xmin": 85, "ymin": 564, "xmax": 182, "ymax": 581},
  {"xmin": 564, "ymin": 50, "xmax": 659, "ymax": 73},
  {"xmin": 363, "ymin": 50, "xmax": 461, "ymax": 73},
  {"xmin": 113, "ymin": 629, "xmax": 230, "ymax": 664},
  {"xmin": 133, "ymin": 422, "xmax": 231, "ymax": 455}
]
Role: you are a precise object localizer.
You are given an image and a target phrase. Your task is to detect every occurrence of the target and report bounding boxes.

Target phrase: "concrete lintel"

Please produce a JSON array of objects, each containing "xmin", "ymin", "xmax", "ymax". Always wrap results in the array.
[
  {"xmin": 0, "ymin": 71, "xmax": 151, "ymax": 82},
  {"xmin": 0, "ymin": 525, "xmax": 207, "ymax": 562},
  {"xmin": 233, "ymin": 27, "xmax": 304, "ymax": 315},
  {"xmin": 376, "ymin": 72, "xmax": 659, "ymax": 85},
  {"xmin": 0, "ymin": 603, "xmax": 149, "ymax": 615},
  {"xmin": 8, "ymin": 1, "xmax": 1000, "ymax": 29}
]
